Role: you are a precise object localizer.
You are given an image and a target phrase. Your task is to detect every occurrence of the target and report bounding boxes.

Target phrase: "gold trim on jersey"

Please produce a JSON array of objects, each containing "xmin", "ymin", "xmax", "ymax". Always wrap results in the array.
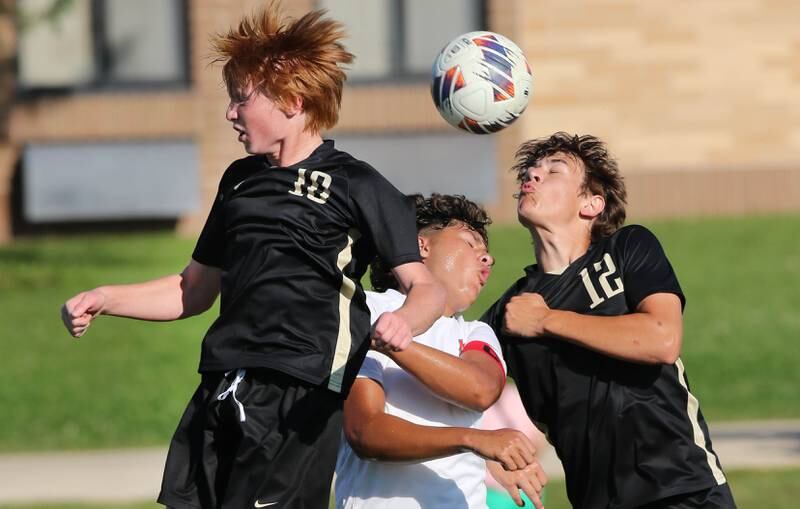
[
  {"xmin": 328, "ymin": 229, "xmax": 361, "ymax": 393},
  {"xmin": 675, "ymin": 358, "xmax": 727, "ymax": 484}
]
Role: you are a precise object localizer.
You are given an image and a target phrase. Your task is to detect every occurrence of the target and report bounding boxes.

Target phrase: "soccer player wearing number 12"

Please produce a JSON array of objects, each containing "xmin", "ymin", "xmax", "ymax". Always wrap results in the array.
[
  {"xmin": 60, "ymin": 5, "xmax": 444, "ymax": 509},
  {"xmin": 481, "ymin": 133, "xmax": 737, "ymax": 508}
]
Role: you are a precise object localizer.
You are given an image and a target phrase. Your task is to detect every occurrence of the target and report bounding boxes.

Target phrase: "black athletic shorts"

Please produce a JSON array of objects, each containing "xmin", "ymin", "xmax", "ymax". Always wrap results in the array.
[
  {"xmin": 639, "ymin": 482, "xmax": 737, "ymax": 509},
  {"xmin": 157, "ymin": 368, "xmax": 344, "ymax": 509}
]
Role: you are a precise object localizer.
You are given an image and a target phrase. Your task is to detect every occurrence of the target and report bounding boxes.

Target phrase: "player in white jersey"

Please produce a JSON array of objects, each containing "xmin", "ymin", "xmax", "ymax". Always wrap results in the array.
[{"xmin": 336, "ymin": 194, "xmax": 546, "ymax": 509}]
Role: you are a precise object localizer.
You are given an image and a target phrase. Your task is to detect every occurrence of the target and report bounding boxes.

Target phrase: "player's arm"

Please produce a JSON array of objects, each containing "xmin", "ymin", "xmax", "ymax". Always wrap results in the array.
[
  {"xmin": 486, "ymin": 459, "xmax": 547, "ymax": 509},
  {"xmin": 385, "ymin": 342, "xmax": 505, "ymax": 412},
  {"xmin": 61, "ymin": 259, "xmax": 220, "ymax": 338},
  {"xmin": 503, "ymin": 292, "xmax": 683, "ymax": 364},
  {"xmin": 343, "ymin": 377, "xmax": 536, "ymax": 470},
  {"xmin": 371, "ymin": 261, "xmax": 445, "ymax": 351}
]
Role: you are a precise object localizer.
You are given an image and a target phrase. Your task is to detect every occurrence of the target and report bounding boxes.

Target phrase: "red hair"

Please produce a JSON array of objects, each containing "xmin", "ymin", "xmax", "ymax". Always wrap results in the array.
[{"xmin": 212, "ymin": 2, "xmax": 354, "ymax": 133}]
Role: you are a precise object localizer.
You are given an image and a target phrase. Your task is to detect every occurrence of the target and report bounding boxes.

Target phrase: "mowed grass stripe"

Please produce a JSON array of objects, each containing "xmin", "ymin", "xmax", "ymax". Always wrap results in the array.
[{"xmin": 0, "ymin": 215, "xmax": 798, "ymax": 452}]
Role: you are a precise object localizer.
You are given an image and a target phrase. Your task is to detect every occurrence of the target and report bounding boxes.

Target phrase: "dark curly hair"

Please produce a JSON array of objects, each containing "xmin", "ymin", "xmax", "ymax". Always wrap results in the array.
[
  {"xmin": 369, "ymin": 193, "xmax": 492, "ymax": 292},
  {"xmin": 512, "ymin": 132, "xmax": 627, "ymax": 239}
]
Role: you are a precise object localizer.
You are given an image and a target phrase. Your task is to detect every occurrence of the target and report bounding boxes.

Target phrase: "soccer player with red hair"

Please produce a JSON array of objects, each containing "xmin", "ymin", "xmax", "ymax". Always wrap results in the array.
[{"xmin": 61, "ymin": 4, "xmax": 444, "ymax": 508}]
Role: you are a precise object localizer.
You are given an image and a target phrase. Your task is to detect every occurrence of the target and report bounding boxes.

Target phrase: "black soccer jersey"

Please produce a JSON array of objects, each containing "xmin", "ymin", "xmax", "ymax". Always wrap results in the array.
[
  {"xmin": 482, "ymin": 225, "xmax": 728, "ymax": 509},
  {"xmin": 192, "ymin": 140, "xmax": 420, "ymax": 395}
]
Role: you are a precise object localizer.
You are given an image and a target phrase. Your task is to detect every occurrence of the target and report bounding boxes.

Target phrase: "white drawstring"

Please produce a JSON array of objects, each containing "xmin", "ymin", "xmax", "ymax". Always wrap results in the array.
[{"xmin": 217, "ymin": 368, "xmax": 247, "ymax": 422}]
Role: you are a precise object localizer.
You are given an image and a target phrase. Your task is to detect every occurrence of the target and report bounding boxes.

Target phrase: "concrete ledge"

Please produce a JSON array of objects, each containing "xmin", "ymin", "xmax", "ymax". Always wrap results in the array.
[{"xmin": 0, "ymin": 420, "xmax": 798, "ymax": 504}]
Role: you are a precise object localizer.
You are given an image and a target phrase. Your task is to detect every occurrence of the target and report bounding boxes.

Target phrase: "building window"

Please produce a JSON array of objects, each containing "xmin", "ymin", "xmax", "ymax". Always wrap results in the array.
[
  {"xmin": 334, "ymin": 132, "xmax": 497, "ymax": 204},
  {"xmin": 318, "ymin": 0, "xmax": 484, "ymax": 82},
  {"xmin": 16, "ymin": 0, "xmax": 189, "ymax": 91}
]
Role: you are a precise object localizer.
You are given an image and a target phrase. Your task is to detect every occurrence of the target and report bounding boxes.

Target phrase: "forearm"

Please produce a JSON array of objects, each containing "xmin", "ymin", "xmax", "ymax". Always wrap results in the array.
[
  {"xmin": 388, "ymin": 344, "xmax": 501, "ymax": 411},
  {"xmin": 97, "ymin": 274, "xmax": 204, "ymax": 321},
  {"xmin": 393, "ymin": 280, "xmax": 445, "ymax": 336},
  {"xmin": 542, "ymin": 310, "xmax": 680, "ymax": 364},
  {"xmin": 347, "ymin": 412, "xmax": 477, "ymax": 461}
]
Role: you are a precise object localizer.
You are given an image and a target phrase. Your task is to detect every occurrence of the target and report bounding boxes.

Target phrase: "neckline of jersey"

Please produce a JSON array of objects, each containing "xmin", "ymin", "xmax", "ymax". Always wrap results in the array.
[
  {"xmin": 264, "ymin": 139, "xmax": 336, "ymax": 170},
  {"xmin": 523, "ymin": 242, "xmax": 595, "ymax": 279}
]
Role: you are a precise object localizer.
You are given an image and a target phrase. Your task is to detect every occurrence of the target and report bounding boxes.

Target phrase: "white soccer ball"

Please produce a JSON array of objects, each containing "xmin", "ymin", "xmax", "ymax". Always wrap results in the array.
[{"xmin": 431, "ymin": 31, "xmax": 533, "ymax": 134}]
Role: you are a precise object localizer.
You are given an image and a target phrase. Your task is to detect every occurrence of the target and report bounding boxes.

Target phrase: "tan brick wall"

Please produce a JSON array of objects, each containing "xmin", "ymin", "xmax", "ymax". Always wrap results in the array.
[
  {"xmin": 501, "ymin": 0, "xmax": 800, "ymax": 221},
  {"xmin": 627, "ymin": 166, "xmax": 800, "ymax": 218},
  {"xmin": 0, "ymin": 144, "xmax": 17, "ymax": 241},
  {"xmin": 515, "ymin": 0, "xmax": 800, "ymax": 168},
  {"xmin": 2, "ymin": 0, "xmax": 798, "ymax": 242},
  {"xmin": 10, "ymin": 93, "xmax": 195, "ymax": 142}
]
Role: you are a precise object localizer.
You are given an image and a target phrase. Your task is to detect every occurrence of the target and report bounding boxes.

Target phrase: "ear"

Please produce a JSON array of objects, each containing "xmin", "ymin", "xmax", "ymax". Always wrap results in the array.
[
  {"xmin": 418, "ymin": 235, "xmax": 432, "ymax": 261},
  {"xmin": 284, "ymin": 96, "xmax": 304, "ymax": 118},
  {"xmin": 579, "ymin": 194, "xmax": 605, "ymax": 220}
]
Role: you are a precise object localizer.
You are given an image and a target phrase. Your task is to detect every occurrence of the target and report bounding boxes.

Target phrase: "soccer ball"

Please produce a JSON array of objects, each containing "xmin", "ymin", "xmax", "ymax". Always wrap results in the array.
[{"xmin": 431, "ymin": 31, "xmax": 533, "ymax": 134}]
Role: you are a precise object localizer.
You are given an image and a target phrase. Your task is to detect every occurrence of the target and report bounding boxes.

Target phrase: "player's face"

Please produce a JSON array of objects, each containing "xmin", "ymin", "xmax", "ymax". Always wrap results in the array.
[
  {"xmin": 517, "ymin": 152, "xmax": 589, "ymax": 230},
  {"xmin": 420, "ymin": 223, "xmax": 494, "ymax": 315},
  {"xmin": 225, "ymin": 85, "xmax": 292, "ymax": 155}
]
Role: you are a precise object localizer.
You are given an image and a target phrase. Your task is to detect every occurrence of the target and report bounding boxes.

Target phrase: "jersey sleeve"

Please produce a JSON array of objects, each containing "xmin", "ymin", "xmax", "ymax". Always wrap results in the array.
[
  {"xmin": 365, "ymin": 291, "xmax": 387, "ymax": 326},
  {"xmin": 358, "ymin": 293, "xmax": 395, "ymax": 385},
  {"xmin": 619, "ymin": 225, "xmax": 686, "ymax": 310},
  {"xmin": 465, "ymin": 321, "xmax": 507, "ymax": 375},
  {"xmin": 191, "ymin": 161, "xmax": 245, "ymax": 267},
  {"xmin": 356, "ymin": 350, "xmax": 390, "ymax": 385},
  {"xmin": 192, "ymin": 190, "xmax": 225, "ymax": 268},
  {"xmin": 365, "ymin": 290, "xmax": 404, "ymax": 325},
  {"xmin": 348, "ymin": 165, "xmax": 421, "ymax": 268}
]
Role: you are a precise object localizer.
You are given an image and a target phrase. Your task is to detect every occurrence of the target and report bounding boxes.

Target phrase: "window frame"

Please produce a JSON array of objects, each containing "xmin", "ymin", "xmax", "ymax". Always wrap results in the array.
[
  {"xmin": 14, "ymin": 0, "xmax": 191, "ymax": 98},
  {"xmin": 320, "ymin": 0, "xmax": 486, "ymax": 85}
]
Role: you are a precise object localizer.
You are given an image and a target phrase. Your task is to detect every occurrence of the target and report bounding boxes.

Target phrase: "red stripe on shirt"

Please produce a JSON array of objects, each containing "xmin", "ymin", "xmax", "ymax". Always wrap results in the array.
[{"xmin": 460, "ymin": 340, "xmax": 506, "ymax": 387}]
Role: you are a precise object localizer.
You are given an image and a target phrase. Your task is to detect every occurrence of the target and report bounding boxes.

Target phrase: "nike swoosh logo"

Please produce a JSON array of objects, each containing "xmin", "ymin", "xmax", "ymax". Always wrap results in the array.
[
  {"xmin": 233, "ymin": 180, "xmax": 246, "ymax": 191},
  {"xmin": 254, "ymin": 501, "xmax": 278, "ymax": 508}
]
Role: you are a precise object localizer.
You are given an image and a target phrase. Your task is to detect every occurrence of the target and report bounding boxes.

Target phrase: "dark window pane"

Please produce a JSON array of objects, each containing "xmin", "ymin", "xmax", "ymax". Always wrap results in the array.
[{"xmin": 104, "ymin": 0, "xmax": 186, "ymax": 83}]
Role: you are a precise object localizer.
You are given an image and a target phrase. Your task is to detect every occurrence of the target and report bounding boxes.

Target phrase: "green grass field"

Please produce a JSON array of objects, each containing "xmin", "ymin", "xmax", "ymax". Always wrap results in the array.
[
  {"xmin": 468, "ymin": 215, "xmax": 800, "ymax": 422},
  {"xmin": 0, "ymin": 214, "xmax": 798, "ymax": 453}
]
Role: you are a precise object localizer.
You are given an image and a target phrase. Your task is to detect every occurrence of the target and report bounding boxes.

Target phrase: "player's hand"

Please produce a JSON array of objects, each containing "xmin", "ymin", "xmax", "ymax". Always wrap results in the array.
[
  {"xmin": 503, "ymin": 293, "xmax": 550, "ymax": 337},
  {"xmin": 467, "ymin": 428, "xmax": 537, "ymax": 471},
  {"xmin": 61, "ymin": 289, "xmax": 107, "ymax": 338},
  {"xmin": 487, "ymin": 459, "xmax": 548, "ymax": 509},
  {"xmin": 371, "ymin": 311, "xmax": 413, "ymax": 352}
]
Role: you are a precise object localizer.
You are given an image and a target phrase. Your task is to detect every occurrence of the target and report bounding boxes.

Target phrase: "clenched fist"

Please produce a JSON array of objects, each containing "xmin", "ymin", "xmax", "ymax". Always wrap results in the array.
[
  {"xmin": 467, "ymin": 428, "xmax": 537, "ymax": 471},
  {"xmin": 503, "ymin": 293, "xmax": 551, "ymax": 337},
  {"xmin": 61, "ymin": 289, "xmax": 106, "ymax": 338},
  {"xmin": 371, "ymin": 311, "xmax": 413, "ymax": 352}
]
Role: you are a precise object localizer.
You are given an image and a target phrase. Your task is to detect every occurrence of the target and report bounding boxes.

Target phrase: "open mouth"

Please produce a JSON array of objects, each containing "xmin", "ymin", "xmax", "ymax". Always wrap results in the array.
[{"xmin": 479, "ymin": 268, "xmax": 490, "ymax": 286}]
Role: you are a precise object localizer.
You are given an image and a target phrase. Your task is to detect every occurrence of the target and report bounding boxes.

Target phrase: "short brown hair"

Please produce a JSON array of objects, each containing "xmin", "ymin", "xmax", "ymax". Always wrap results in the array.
[
  {"xmin": 370, "ymin": 194, "xmax": 492, "ymax": 292},
  {"xmin": 512, "ymin": 132, "xmax": 627, "ymax": 239},
  {"xmin": 212, "ymin": 2, "xmax": 354, "ymax": 133}
]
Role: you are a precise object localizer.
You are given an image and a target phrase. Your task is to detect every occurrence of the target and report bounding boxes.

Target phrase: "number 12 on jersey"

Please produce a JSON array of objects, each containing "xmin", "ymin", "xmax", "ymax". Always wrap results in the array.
[{"xmin": 579, "ymin": 253, "xmax": 624, "ymax": 309}]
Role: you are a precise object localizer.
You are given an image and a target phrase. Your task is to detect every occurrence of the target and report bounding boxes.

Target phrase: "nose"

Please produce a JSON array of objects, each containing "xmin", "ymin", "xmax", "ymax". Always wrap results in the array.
[
  {"xmin": 225, "ymin": 101, "xmax": 237, "ymax": 121},
  {"xmin": 520, "ymin": 167, "xmax": 542, "ymax": 192},
  {"xmin": 480, "ymin": 252, "xmax": 494, "ymax": 267}
]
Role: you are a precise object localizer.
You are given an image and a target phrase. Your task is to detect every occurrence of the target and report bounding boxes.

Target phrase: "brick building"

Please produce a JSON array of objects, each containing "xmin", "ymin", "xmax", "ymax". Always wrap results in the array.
[{"xmin": 1, "ymin": 0, "xmax": 798, "ymax": 243}]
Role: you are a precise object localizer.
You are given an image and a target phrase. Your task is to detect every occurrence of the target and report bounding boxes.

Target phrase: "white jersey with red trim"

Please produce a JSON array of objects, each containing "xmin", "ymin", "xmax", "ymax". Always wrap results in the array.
[{"xmin": 335, "ymin": 289, "xmax": 506, "ymax": 509}]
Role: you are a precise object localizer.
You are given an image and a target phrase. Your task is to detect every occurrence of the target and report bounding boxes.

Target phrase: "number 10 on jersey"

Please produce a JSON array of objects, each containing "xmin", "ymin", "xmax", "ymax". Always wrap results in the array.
[{"xmin": 289, "ymin": 168, "xmax": 332, "ymax": 204}]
